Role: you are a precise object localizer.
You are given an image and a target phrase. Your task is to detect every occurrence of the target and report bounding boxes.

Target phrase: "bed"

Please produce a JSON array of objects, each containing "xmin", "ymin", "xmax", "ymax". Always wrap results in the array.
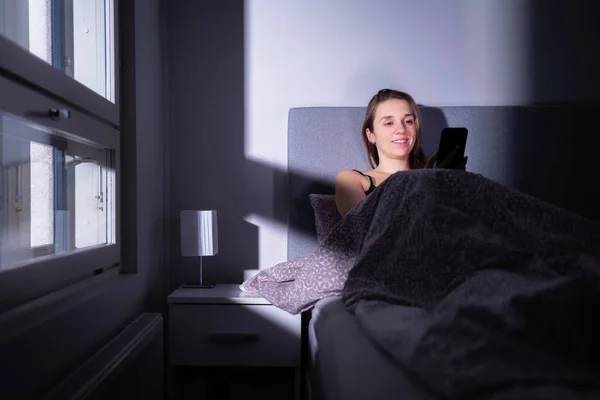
[{"xmin": 243, "ymin": 104, "xmax": 600, "ymax": 400}]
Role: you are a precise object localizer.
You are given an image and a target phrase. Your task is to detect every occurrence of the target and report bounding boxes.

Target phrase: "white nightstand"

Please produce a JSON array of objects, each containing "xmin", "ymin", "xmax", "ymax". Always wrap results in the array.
[{"xmin": 167, "ymin": 284, "xmax": 302, "ymax": 400}]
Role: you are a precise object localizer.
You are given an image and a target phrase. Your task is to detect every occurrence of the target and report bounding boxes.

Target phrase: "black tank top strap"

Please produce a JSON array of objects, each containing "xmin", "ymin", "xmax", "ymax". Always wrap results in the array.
[{"xmin": 352, "ymin": 169, "xmax": 376, "ymax": 195}]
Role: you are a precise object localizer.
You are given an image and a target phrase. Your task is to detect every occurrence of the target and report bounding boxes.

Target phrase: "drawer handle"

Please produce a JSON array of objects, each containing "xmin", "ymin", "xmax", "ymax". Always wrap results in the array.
[{"xmin": 207, "ymin": 333, "xmax": 259, "ymax": 344}]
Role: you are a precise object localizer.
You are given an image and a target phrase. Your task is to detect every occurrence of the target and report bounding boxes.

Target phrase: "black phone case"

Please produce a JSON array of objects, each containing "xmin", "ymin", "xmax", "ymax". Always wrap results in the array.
[{"xmin": 437, "ymin": 128, "xmax": 468, "ymax": 168}]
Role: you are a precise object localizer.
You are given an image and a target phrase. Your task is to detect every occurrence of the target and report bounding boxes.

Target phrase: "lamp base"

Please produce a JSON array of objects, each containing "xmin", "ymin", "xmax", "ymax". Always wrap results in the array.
[{"xmin": 183, "ymin": 283, "xmax": 215, "ymax": 289}]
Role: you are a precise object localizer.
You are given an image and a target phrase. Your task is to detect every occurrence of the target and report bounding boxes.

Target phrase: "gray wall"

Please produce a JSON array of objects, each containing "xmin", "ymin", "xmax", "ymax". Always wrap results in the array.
[
  {"xmin": 166, "ymin": 0, "xmax": 254, "ymax": 286},
  {"xmin": 0, "ymin": 0, "xmax": 167, "ymax": 398},
  {"xmin": 166, "ymin": 0, "xmax": 599, "ymax": 288}
]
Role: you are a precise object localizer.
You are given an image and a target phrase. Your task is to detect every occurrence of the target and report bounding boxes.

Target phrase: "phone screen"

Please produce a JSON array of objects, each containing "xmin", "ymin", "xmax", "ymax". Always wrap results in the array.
[{"xmin": 437, "ymin": 127, "xmax": 468, "ymax": 168}]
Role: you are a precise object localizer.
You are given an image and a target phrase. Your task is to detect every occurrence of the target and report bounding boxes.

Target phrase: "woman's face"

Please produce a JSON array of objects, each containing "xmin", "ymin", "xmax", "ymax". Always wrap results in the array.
[{"xmin": 366, "ymin": 98, "xmax": 417, "ymax": 161}]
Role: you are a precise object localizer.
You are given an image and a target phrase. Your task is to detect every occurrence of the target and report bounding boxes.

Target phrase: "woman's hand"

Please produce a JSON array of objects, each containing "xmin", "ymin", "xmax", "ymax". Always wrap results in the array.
[{"xmin": 425, "ymin": 146, "xmax": 468, "ymax": 170}]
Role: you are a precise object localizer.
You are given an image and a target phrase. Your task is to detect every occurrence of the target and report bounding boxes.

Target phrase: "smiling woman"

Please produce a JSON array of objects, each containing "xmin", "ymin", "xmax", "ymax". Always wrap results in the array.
[{"xmin": 334, "ymin": 89, "xmax": 428, "ymax": 216}]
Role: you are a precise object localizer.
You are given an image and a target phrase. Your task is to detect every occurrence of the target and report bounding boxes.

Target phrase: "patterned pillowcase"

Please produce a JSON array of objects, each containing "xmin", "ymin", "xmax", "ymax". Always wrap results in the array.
[
  {"xmin": 239, "ymin": 190, "xmax": 372, "ymax": 314},
  {"xmin": 309, "ymin": 193, "xmax": 342, "ymax": 243}
]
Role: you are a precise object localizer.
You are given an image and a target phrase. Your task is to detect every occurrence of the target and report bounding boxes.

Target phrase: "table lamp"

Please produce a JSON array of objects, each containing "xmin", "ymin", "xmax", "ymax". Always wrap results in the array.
[{"xmin": 180, "ymin": 210, "xmax": 218, "ymax": 289}]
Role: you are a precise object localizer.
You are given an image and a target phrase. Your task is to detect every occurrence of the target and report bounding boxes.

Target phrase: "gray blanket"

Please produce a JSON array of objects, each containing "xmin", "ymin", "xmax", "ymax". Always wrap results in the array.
[{"xmin": 342, "ymin": 169, "xmax": 600, "ymax": 399}]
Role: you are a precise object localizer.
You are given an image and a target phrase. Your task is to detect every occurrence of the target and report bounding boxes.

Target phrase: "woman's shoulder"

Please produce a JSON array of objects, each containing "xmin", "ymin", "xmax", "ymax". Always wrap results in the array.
[
  {"xmin": 336, "ymin": 168, "xmax": 374, "ymax": 177},
  {"xmin": 336, "ymin": 169, "xmax": 377, "ymax": 194},
  {"xmin": 335, "ymin": 169, "xmax": 372, "ymax": 183}
]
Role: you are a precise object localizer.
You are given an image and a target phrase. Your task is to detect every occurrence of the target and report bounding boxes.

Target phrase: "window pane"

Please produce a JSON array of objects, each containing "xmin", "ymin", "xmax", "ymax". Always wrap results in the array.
[
  {"xmin": 0, "ymin": 0, "xmax": 115, "ymax": 102},
  {"xmin": 0, "ymin": 110, "xmax": 116, "ymax": 270},
  {"xmin": 73, "ymin": 159, "xmax": 115, "ymax": 249},
  {"xmin": 30, "ymin": 142, "xmax": 54, "ymax": 247}
]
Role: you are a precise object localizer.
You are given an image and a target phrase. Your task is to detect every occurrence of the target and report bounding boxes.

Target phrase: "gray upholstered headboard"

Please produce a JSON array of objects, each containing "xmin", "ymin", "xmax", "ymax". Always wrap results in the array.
[{"xmin": 286, "ymin": 105, "xmax": 598, "ymax": 260}]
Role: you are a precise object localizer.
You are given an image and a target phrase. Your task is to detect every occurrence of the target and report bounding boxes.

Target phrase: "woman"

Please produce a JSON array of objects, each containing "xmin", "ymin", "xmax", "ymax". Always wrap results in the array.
[{"xmin": 335, "ymin": 89, "xmax": 465, "ymax": 216}]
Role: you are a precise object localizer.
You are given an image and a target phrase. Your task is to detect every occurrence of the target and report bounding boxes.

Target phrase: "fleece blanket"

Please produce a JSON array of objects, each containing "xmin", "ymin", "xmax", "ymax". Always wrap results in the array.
[{"xmin": 340, "ymin": 169, "xmax": 600, "ymax": 399}]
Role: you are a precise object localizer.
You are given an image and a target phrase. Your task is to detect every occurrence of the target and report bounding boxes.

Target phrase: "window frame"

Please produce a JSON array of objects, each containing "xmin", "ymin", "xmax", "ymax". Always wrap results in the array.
[
  {"xmin": 0, "ymin": 0, "xmax": 121, "ymax": 312},
  {"xmin": 0, "ymin": 0, "xmax": 120, "ymax": 128}
]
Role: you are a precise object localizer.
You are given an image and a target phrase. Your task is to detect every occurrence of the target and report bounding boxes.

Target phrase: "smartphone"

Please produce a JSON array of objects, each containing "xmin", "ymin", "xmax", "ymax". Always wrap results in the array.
[{"xmin": 436, "ymin": 127, "xmax": 468, "ymax": 169}]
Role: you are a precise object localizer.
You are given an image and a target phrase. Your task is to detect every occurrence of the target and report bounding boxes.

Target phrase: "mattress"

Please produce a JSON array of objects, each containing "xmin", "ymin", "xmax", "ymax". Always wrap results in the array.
[{"xmin": 307, "ymin": 297, "xmax": 438, "ymax": 400}]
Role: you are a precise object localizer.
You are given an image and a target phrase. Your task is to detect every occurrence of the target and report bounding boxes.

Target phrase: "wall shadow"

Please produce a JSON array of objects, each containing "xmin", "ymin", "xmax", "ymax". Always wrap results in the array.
[
  {"xmin": 508, "ymin": 106, "xmax": 600, "ymax": 222},
  {"xmin": 515, "ymin": 0, "xmax": 600, "ymax": 222},
  {"xmin": 166, "ymin": 0, "xmax": 257, "ymax": 289},
  {"xmin": 527, "ymin": 0, "xmax": 600, "ymax": 105}
]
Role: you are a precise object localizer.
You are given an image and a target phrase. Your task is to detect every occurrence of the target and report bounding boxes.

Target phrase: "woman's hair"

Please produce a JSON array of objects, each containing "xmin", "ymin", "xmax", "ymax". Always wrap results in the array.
[{"xmin": 361, "ymin": 89, "xmax": 428, "ymax": 169}]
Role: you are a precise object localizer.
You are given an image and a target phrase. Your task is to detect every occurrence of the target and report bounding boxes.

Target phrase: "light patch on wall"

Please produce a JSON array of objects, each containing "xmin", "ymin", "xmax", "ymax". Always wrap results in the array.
[{"xmin": 244, "ymin": 213, "xmax": 298, "ymax": 269}]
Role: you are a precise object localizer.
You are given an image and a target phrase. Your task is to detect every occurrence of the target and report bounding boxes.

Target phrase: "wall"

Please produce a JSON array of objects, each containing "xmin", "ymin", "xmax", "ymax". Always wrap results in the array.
[
  {"xmin": 0, "ymin": 0, "xmax": 167, "ymax": 398},
  {"xmin": 167, "ymin": 0, "xmax": 599, "ymax": 286},
  {"xmin": 167, "ymin": 0, "xmax": 251, "ymax": 286}
]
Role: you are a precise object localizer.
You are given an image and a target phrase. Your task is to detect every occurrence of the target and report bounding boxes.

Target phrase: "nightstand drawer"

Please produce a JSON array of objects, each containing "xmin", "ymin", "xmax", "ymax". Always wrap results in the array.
[{"xmin": 169, "ymin": 304, "xmax": 301, "ymax": 367}]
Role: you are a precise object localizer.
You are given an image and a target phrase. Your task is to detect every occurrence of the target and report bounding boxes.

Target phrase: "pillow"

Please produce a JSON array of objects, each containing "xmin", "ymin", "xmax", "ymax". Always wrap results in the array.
[
  {"xmin": 309, "ymin": 193, "xmax": 342, "ymax": 243},
  {"xmin": 241, "ymin": 189, "xmax": 375, "ymax": 314}
]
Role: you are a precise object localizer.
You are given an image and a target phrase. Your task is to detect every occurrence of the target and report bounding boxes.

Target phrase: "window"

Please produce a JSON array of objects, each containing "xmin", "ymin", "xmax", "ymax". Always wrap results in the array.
[
  {"xmin": 0, "ymin": 0, "xmax": 115, "ymax": 102},
  {"xmin": 0, "ymin": 0, "xmax": 118, "ymax": 124},
  {"xmin": 0, "ymin": 0, "xmax": 119, "ymax": 311},
  {"xmin": 1, "ymin": 110, "xmax": 116, "ymax": 268}
]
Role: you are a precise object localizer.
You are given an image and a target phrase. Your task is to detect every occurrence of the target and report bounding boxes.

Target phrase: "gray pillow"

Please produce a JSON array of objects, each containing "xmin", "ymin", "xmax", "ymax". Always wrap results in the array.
[{"xmin": 309, "ymin": 193, "xmax": 342, "ymax": 243}]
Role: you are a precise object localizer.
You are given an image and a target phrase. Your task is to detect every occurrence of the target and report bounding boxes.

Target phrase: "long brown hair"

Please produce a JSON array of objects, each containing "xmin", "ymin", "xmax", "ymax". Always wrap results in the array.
[{"xmin": 361, "ymin": 89, "xmax": 427, "ymax": 169}]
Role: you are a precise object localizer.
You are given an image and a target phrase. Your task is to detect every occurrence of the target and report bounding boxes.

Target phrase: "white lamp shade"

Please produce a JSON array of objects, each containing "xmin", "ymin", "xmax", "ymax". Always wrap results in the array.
[{"xmin": 180, "ymin": 210, "xmax": 218, "ymax": 256}]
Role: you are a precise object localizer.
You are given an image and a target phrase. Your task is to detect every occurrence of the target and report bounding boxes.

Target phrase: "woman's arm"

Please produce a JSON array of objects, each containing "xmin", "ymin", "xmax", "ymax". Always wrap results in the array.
[{"xmin": 335, "ymin": 170, "xmax": 367, "ymax": 217}]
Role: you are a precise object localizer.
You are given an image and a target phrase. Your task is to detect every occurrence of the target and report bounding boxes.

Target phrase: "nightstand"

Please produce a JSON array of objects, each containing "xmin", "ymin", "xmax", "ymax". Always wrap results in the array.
[{"xmin": 167, "ymin": 284, "xmax": 302, "ymax": 400}]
